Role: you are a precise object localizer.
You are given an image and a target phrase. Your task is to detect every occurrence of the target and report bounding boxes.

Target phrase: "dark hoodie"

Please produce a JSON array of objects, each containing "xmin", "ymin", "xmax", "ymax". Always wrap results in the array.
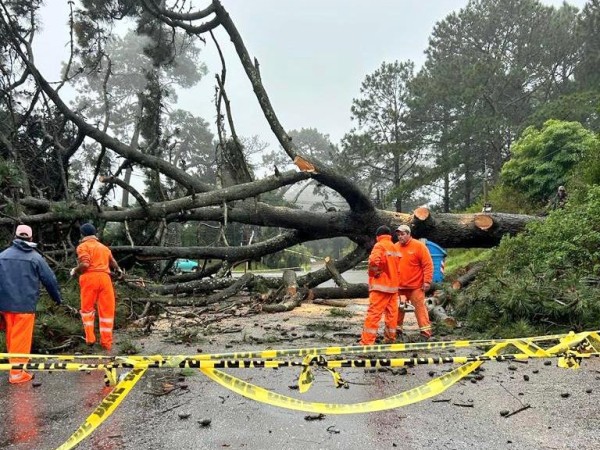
[{"xmin": 0, "ymin": 239, "xmax": 62, "ymax": 312}]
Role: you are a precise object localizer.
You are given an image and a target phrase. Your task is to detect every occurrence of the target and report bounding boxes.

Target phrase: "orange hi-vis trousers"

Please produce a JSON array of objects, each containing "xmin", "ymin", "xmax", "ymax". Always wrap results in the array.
[
  {"xmin": 398, "ymin": 288, "xmax": 432, "ymax": 337},
  {"xmin": 79, "ymin": 272, "xmax": 115, "ymax": 350},
  {"xmin": 1, "ymin": 312, "xmax": 35, "ymax": 383},
  {"xmin": 360, "ymin": 291, "xmax": 399, "ymax": 345}
]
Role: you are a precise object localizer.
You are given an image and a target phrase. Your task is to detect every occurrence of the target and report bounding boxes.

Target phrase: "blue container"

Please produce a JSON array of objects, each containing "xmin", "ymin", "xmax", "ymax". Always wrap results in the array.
[{"xmin": 424, "ymin": 240, "xmax": 447, "ymax": 283}]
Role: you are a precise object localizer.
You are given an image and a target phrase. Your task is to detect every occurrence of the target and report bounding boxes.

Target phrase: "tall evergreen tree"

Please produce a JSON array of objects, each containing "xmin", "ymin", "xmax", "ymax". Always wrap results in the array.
[
  {"xmin": 343, "ymin": 61, "xmax": 424, "ymax": 212},
  {"xmin": 410, "ymin": 0, "xmax": 580, "ymax": 210}
]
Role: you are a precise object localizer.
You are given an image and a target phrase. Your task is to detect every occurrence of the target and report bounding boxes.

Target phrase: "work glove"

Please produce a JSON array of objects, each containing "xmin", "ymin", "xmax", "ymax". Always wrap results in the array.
[{"xmin": 69, "ymin": 267, "xmax": 77, "ymax": 278}]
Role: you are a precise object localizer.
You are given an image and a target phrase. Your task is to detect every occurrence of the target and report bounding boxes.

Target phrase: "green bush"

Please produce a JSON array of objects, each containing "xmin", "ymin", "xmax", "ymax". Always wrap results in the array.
[
  {"xmin": 501, "ymin": 120, "xmax": 597, "ymax": 205},
  {"xmin": 455, "ymin": 185, "xmax": 600, "ymax": 336}
]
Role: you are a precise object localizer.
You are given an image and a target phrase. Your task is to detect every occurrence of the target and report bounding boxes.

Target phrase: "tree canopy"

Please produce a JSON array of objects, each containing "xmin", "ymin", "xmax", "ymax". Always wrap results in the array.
[
  {"xmin": 501, "ymin": 120, "xmax": 599, "ymax": 204},
  {"xmin": 0, "ymin": 0, "xmax": 597, "ymax": 300}
]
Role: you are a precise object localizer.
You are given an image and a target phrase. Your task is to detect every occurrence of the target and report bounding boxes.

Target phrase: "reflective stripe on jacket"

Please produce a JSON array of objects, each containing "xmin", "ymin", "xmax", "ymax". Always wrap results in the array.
[
  {"xmin": 368, "ymin": 235, "xmax": 400, "ymax": 292},
  {"xmin": 396, "ymin": 237, "xmax": 433, "ymax": 289}
]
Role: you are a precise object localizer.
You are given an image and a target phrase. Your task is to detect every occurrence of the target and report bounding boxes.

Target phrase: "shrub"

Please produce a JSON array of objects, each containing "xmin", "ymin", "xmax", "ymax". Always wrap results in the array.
[{"xmin": 454, "ymin": 186, "xmax": 600, "ymax": 336}]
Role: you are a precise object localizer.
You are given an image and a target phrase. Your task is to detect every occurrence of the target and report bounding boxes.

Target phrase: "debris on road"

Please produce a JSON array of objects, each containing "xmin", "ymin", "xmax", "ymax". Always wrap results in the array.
[
  {"xmin": 502, "ymin": 404, "xmax": 531, "ymax": 418},
  {"xmin": 304, "ymin": 413, "xmax": 326, "ymax": 421}
]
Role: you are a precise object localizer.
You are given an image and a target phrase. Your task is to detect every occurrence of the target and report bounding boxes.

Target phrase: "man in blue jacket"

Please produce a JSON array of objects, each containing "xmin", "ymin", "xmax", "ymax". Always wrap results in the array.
[{"xmin": 0, "ymin": 225, "xmax": 63, "ymax": 384}]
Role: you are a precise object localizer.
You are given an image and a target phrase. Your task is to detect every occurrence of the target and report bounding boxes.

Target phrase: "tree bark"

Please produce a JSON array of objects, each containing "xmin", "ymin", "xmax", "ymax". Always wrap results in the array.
[
  {"xmin": 324, "ymin": 256, "xmax": 349, "ymax": 288},
  {"xmin": 312, "ymin": 298, "xmax": 354, "ymax": 307},
  {"xmin": 428, "ymin": 304, "xmax": 458, "ymax": 328},
  {"xmin": 309, "ymin": 285, "xmax": 368, "ymax": 299},
  {"xmin": 452, "ymin": 263, "xmax": 485, "ymax": 290},
  {"xmin": 200, "ymin": 272, "xmax": 254, "ymax": 306},
  {"xmin": 261, "ymin": 269, "xmax": 304, "ymax": 313}
]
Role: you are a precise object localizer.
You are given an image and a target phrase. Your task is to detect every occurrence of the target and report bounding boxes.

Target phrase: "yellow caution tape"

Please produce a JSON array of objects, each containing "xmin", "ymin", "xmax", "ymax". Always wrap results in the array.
[
  {"xmin": 325, "ymin": 366, "xmax": 348, "ymax": 389},
  {"xmin": 173, "ymin": 331, "xmax": 582, "ymax": 360},
  {"xmin": 0, "ymin": 362, "xmax": 119, "ymax": 372},
  {"xmin": 0, "ymin": 352, "xmax": 585, "ymax": 373},
  {"xmin": 557, "ymin": 351, "xmax": 582, "ymax": 369},
  {"xmin": 297, "ymin": 355, "xmax": 347, "ymax": 392},
  {"xmin": 3, "ymin": 330, "xmax": 600, "ymax": 366},
  {"xmin": 200, "ymin": 343, "xmax": 505, "ymax": 414},
  {"xmin": 0, "ymin": 351, "xmax": 597, "ymax": 374},
  {"xmin": 298, "ymin": 354, "xmax": 316, "ymax": 393},
  {"xmin": 198, "ymin": 331, "xmax": 600, "ymax": 414},
  {"xmin": 0, "ymin": 331, "xmax": 580, "ymax": 362},
  {"xmin": 3, "ymin": 330, "xmax": 594, "ymax": 450},
  {"xmin": 104, "ymin": 367, "xmax": 118, "ymax": 386},
  {"xmin": 56, "ymin": 367, "xmax": 146, "ymax": 450}
]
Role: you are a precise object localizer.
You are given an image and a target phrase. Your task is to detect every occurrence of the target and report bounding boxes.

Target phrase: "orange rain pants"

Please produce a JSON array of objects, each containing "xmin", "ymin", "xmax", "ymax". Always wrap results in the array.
[
  {"xmin": 1, "ymin": 312, "xmax": 35, "ymax": 383},
  {"xmin": 359, "ymin": 291, "xmax": 399, "ymax": 345},
  {"xmin": 397, "ymin": 288, "xmax": 432, "ymax": 337},
  {"xmin": 79, "ymin": 272, "xmax": 115, "ymax": 351}
]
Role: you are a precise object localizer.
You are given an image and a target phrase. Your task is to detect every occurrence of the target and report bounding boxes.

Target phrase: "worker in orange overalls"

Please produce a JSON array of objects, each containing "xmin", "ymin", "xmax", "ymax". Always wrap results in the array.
[
  {"xmin": 0, "ymin": 225, "xmax": 63, "ymax": 384},
  {"xmin": 395, "ymin": 224, "xmax": 434, "ymax": 341},
  {"xmin": 71, "ymin": 223, "xmax": 123, "ymax": 351},
  {"xmin": 359, "ymin": 225, "xmax": 401, "ymax": 345}
]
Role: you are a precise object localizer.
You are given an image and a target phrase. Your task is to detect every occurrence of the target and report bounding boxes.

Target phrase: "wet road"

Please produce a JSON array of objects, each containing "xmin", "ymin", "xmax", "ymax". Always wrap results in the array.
[
  {"xmin": 1, "ymin": 272, "xmax": 599, "ymax": 450},
  {"xmin": 1, "ymin": 332, "xmax": 600, "ymax": 450}
]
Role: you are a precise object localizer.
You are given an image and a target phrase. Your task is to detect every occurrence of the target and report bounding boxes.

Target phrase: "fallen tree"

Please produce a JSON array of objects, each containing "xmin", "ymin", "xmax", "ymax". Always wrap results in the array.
[
  {"xmin": 0, "ymin": 0, "xmax": 540, "ymax": 309},
  {"xmin": 452, "ymin": 263, "xmax": 486, "ymax": 290}
]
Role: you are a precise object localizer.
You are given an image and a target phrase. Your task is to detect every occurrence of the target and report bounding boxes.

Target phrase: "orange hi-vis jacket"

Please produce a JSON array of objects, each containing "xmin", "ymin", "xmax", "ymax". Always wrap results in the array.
[
  {"xmin": 396, "ymin": 237, "xmax": 433, "ymax": 289},
  {"xmin": 76, "ymin": 235, "xmax": 116, "ymax": 350},
  {"xmin": 76, "ymin": 236, "xmax": 112, "ymax": 273},
  {"xmin": 368, "ymin": 235, "xmax": 400, "ymax": 293}
]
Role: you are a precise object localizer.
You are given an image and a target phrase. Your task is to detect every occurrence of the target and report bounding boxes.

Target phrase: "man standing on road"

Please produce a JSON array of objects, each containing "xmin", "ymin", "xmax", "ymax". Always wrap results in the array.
[
  {"xmin": 359, "ymin": 225, "xmax": 400, "ymax": 345},
  {"xmin": 71, "ymin": 223, "xmax": 123, "ymax": 351},
  {"xmin": 395, "ymin": 224, "xmax": 434, "ymax": 341},
  {"xmin": 0, "ymin": 225, "xmax": 63, "ymax": 384}
]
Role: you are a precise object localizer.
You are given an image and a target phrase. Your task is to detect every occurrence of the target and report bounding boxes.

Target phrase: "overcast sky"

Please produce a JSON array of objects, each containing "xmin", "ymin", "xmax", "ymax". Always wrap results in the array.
[{"xmin": 35, "ymin": 0, "xmax": 588, "ymax": 152}]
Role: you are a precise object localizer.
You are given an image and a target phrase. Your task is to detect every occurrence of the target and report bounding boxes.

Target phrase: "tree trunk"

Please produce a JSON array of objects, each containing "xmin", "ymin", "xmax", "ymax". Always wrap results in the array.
[
  {"xmin": 309, "ymin": 285, "xmax": 368, "ymax": 299},
  {"xmin": 452, "ymin": 263, "xmax": 485, "ymax": 290},
  {"xmin": 312, "ymin": 299, "xmax": 354, "ymax": 307},
  {"xmin": 428, "ymin": 304, "xmax": 458, "ymax": 328},
  {"xmin": 200, "ymin": 272, "xmax": 255, "ymax": 306}
]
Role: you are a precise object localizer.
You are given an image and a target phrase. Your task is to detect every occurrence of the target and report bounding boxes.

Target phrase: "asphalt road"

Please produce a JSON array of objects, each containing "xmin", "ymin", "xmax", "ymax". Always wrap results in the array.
[{"xmin": 1, "ymin": 305, "xmax": 599, "ymax": 450}]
